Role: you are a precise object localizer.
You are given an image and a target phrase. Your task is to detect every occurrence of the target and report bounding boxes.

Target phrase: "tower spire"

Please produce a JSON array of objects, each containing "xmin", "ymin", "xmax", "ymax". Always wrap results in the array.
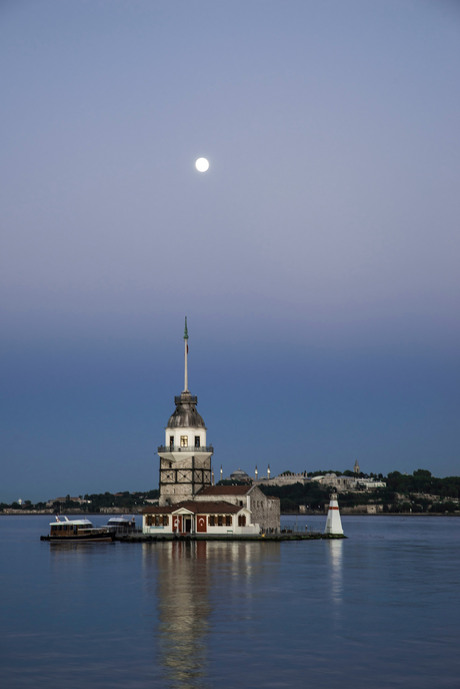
[{"xmin": 183, "ymin": 316, "xmax": 189, "ymax": 392}]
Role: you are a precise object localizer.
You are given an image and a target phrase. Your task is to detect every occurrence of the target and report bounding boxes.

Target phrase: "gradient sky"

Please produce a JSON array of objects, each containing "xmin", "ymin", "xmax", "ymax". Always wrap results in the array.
[{"xmin": 1, "ymin": 1, "xmax": 459, "ymax": 502}]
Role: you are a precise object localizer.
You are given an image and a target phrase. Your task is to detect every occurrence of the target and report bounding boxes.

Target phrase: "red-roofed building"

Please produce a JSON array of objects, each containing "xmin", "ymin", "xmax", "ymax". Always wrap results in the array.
[
  {"xmin": 195, "ymin": 484, "xmax": 280, "ymax": 532},
  {"xmin": 143, "ymin": 499, "xmax": 255, "ymax": 535}
]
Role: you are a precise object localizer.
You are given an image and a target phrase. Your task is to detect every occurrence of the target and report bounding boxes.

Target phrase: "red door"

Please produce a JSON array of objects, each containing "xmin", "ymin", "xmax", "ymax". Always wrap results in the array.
[
  {"xmin": 172, "ymin": 515, "xmax": 182, "ymax": 533},
  {"xmin": 196, "ymin": 515, "xmax": 207, "ymax": 533}
]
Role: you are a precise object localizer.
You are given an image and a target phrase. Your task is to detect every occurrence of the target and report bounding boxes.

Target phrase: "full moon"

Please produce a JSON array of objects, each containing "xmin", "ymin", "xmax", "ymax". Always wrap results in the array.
[{"xmin": 195, "ymin": 157, "xmax": 210, "ymax": 172}]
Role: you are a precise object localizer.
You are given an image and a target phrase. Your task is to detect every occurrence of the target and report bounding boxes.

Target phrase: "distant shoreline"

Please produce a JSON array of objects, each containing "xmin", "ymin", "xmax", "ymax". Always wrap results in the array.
[
  {"xmin": 2, "ymin": 510, "xmax": 459, "ymax": 518},
  {"xmin": 284, "ymin": 511, "xmax": 460, "ymax": 517}
]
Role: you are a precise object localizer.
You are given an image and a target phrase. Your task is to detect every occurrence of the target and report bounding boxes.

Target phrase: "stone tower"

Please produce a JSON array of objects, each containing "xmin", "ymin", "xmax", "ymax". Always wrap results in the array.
[{"xmin": 158, "ymin": 319, "xmax": 213, "ymax": 506}]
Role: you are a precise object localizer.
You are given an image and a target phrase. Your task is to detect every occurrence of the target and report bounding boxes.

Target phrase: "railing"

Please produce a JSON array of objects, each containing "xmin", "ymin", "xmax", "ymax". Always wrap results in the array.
[
  {"xmin": 174, "ymin": 395, "xmax": 198, "ymax": 404},
  {"xmin": 157, "ymin": 445, "xmax": 214, "ymax": 453}
]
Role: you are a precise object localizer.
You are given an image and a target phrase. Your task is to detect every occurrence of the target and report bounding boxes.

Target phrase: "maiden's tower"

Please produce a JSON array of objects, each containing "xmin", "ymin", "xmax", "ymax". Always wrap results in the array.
[{"xmin": 157, "ymin": 318, "xmax": 214, "ymax": 506}]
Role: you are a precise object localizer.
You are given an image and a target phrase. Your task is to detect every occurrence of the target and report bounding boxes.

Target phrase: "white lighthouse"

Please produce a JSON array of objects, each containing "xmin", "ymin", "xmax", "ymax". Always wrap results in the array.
[
  {"xmin": 324, "ymin": 492, "xmax": 344, "ymax": 536},
  {"xmin": 158, "ymin": 318, "xmax": 214, "ymax": 506}
]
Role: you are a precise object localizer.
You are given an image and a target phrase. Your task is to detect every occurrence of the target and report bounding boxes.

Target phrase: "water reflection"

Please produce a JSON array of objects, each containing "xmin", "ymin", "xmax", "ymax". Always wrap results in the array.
[
  {"xmin": 142, "ymin": 540, "xmax": 280, "ymax": 689},
  {"xmin": 327, "ymin": 539, "xmax": 343, "ymax": 607},
  {"xmin": 155, "ymin": 541, "xmax": 210, "ymax": 689},
  {"xmin": 47, "ymin": 540, "xmax": 116, "ymax": 569}
]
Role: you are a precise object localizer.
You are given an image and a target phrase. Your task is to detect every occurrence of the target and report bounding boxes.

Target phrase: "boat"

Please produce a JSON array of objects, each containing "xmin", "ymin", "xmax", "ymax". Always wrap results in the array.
[
  {"xmin": 106, "ymin": 515, "xmax": 137, "ymax": 534},
  {"xmin": 40, "ymin": 516, "xmax": 115, "ymax": 542}
]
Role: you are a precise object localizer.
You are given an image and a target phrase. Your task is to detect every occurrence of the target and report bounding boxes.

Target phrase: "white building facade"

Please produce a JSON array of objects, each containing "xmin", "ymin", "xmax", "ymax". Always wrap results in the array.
[{"xmin": 143, "ymin": 500, "xmax": 259, "ymax": 536}]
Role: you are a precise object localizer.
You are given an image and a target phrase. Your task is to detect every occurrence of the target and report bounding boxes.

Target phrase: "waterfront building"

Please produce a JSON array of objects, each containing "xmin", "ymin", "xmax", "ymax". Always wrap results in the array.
[
  {"xmin": 195, "ymin": 485, "xmax": 280, "ymax": 533},
  {"xmin": 143, "ymin": 500, "xmax": 258, "ymax": 536}
]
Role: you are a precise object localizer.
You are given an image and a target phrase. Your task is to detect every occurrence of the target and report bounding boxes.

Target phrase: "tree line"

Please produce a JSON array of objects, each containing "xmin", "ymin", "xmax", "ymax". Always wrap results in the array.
[
  {"xmin": 258, "ymin": 469, "xmax": 460, "ymax": 514},
  {"xmin": 2, "ymin": 469, "xmax": 460, "ymax": 514}
]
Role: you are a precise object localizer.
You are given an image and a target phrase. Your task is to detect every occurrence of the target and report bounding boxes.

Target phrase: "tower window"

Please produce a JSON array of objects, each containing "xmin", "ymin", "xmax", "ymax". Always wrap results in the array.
[
  {"xmin": 194, "ymin": 436, "xmax": 200, "ymax": 448},
  {"xmin": 169, "ymin": 436, "xmax": 174, "ymax": 448},
  {"xmin": 180, "ymin": 435, "xmax": 188, "ymax": 447}
]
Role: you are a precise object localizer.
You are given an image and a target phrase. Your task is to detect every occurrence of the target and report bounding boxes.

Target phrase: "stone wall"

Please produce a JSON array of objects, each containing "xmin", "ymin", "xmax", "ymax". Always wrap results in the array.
[
  {"xmin": 159, "ymin": 455, "xmax": 212, "ymax": 506},
  {"xmin": 249, "ymin": 485, "xmax": 280, "ymax": 532}
]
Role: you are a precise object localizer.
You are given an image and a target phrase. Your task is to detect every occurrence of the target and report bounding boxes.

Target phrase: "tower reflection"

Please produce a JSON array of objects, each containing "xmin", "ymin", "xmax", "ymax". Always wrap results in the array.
[{"xmin": 142, "ymin": 540, "xmax": 280, "ymax": 689}]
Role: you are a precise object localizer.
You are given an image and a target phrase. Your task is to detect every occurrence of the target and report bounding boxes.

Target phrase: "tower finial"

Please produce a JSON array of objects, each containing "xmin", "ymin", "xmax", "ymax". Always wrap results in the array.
[{"xmin": 183, "ymin": 317, "xmax": 189, "ymax": 392}]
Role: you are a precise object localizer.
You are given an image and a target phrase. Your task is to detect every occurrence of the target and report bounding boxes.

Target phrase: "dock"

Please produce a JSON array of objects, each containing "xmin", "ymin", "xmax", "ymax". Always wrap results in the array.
[{"xmin": 115, "ymin": 531, "xmax": 346, "ymax": 543}]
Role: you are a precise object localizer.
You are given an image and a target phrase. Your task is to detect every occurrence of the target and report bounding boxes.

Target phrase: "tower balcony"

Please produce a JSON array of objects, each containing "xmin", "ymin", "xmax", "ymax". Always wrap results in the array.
[{"xmin": 158, "ymin": 444, "xmax": 214, "ymax": 454}]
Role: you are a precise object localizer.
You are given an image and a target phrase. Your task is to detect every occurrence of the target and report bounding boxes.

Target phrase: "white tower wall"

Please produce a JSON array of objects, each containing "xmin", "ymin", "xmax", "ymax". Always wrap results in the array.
[{"xmin": 324, "ymin": 493, "xmax": 344, "ymax": 536}]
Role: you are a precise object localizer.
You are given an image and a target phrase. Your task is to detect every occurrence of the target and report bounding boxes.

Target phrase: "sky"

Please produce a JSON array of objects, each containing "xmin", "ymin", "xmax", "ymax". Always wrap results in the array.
[{"xmin": 1, "ymin": 1, "xmax": 459, "ymax": 502}]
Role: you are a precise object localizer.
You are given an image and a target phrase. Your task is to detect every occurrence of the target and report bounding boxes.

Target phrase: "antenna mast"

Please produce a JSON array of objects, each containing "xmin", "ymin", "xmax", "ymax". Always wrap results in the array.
[{"xmin": 183, "ymin": 317, "xmax": 189, "ymax": 392}]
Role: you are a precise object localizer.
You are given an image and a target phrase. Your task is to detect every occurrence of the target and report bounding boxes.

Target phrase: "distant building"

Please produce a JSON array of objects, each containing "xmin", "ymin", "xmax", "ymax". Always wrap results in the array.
[
  {"xmin": 256, "ymin": 471, "xmax": 309, "ymax": 487},
  {"xmin": 355, "ymin": 478, "xmax": 386, "ymax": 490},
  {"xmin": 227, "ymin": 468, "xmax": 252, "ymax": 484},
  {"xmin": 311, "ymin": 473, "xmax": 386, "ymax": 492},
  {"xmin": 46, "ymin": 496, "xmax": 89, "ymax": 508}
]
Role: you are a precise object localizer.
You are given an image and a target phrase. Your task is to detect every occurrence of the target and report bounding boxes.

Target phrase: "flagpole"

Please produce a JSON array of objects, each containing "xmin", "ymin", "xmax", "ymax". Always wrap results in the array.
[{"xmin": 184, "ymin": 317, "xmax": 189, "ymax": 392}]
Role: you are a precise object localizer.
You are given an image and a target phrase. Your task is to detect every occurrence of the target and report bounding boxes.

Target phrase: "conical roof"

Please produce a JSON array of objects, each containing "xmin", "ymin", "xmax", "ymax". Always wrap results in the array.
[{"xmin": 166, "ymin": 391, "xmax": 206, "ymax": 429}]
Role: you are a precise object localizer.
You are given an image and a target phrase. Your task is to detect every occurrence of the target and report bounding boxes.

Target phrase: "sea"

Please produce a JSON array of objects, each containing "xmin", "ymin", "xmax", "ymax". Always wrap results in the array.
[{"xmin": 1, "ymin": 514, "xmax": 459, "ymax": 689}]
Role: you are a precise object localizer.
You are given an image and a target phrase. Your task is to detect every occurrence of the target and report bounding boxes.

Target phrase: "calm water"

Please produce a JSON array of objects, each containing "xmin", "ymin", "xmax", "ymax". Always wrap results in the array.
[{"xmin": 1, "ymin": 515, "xmax": 459, "ymax": 689}]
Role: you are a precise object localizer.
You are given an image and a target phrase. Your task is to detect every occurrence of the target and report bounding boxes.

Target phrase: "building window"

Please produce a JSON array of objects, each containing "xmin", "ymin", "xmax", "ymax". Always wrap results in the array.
[
  {"xmin": 225, "ymin": 515, "xmax": 232, "ymax": 527},
  {"xmin": 194, "ymin": 436, "xmax": 200, "ymax": 448},
  {"xmin": 208, "ymin": 515, "xmax": 215, "ymax": 526},
  {"xmin": 169, "ymin": 436, "xmax": 174, "ymax": 448},
  {"xmin": 180, "ymin": 435, "xmax": 188, "ymax": 447},
  {"xmin": 218, "ymin": 515, "xmax": 223, "ymax": 527},
  {"xmin": 147, "ymin": 514, "xmax": 169, "ymax": 527},
  {"xmin": 238, "ymin": 515, "xmax": 246, "ymax": 527}
]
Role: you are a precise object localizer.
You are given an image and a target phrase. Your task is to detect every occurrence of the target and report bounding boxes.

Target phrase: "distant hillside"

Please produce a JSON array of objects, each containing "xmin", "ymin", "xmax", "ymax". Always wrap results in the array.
[
  {"xmin": 259, "ymin": 469, "xmax": 460, "ymax": 514},
  {"xmin": 2, "ymin": 470, "xmax": 460, "ymax": 515}
]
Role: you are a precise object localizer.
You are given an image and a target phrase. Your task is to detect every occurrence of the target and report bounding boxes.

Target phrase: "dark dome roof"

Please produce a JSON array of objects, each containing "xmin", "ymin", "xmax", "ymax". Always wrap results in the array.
[
  {"xmin": 229, "ymin": 468, "xmax": 251, "ymax": 482},
  {"xmin": 167, "ymin": 391, "xmax": 206, "ymax": 429}
]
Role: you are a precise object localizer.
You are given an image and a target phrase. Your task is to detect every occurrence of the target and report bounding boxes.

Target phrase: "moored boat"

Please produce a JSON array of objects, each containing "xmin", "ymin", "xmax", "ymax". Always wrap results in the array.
[
  {"xmin": 40, "ymin": 516, "xmax": 115, "ymax": 542},
  {"xmin": 106, "ymin": 515, "xmax": 137, "ymax": 534}
]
